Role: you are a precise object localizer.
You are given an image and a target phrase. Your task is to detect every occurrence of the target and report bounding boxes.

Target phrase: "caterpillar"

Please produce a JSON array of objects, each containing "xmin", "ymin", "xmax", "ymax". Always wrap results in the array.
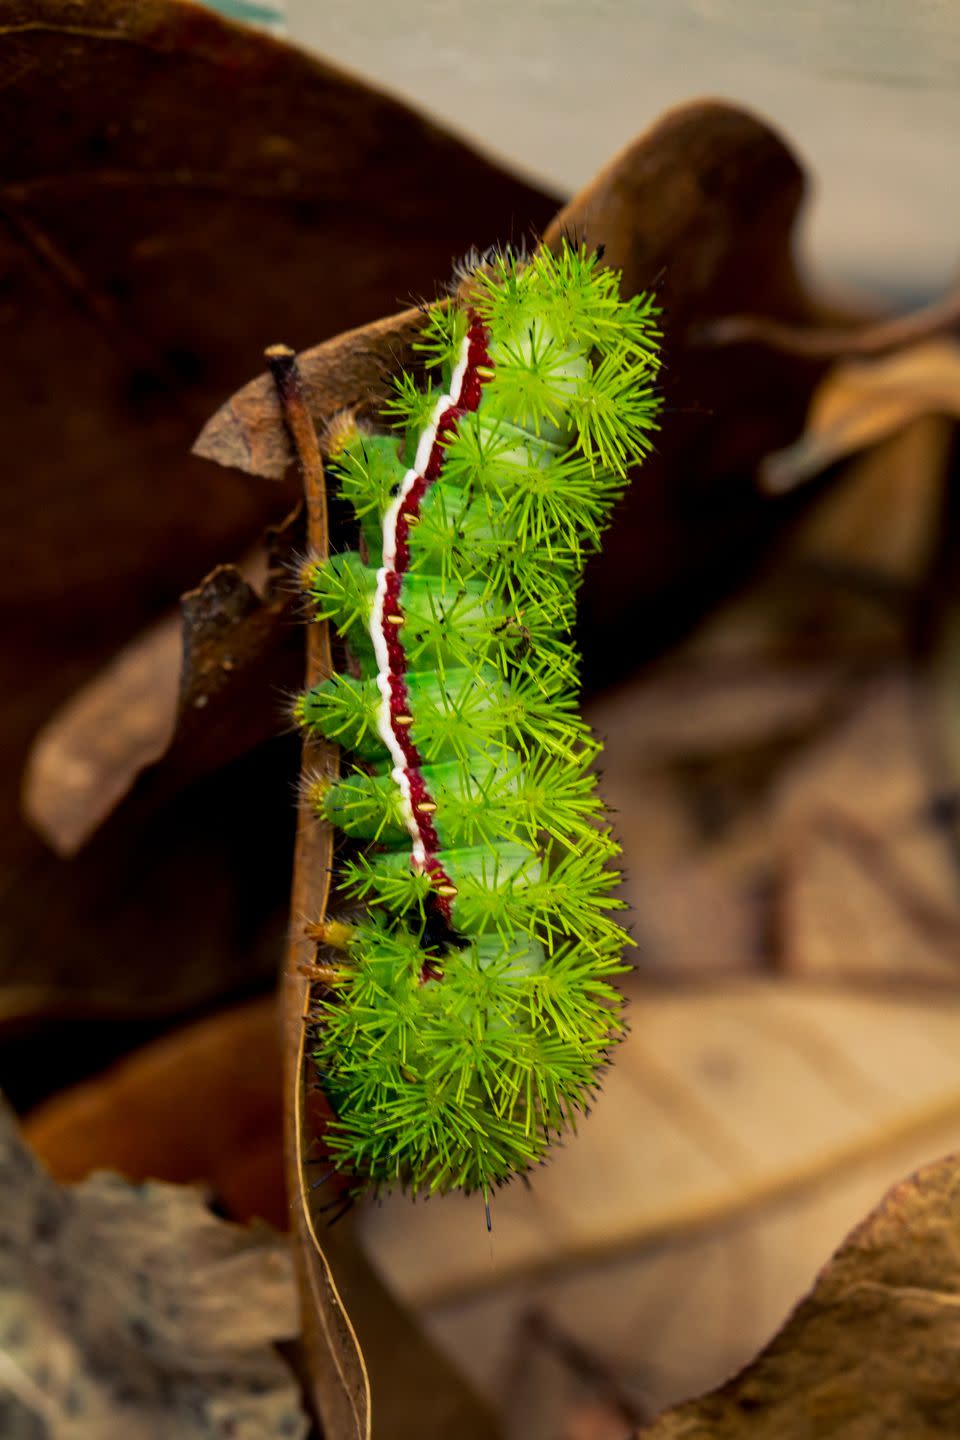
[{"xmin": 295, "ymin": 240, "xmax": 661, "ymax": 1201}]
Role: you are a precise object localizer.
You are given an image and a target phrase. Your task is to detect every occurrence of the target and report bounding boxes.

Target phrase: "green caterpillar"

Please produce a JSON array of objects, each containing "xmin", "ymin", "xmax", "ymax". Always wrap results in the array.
[{"xmin": 296, "ymin": 240, "xmax": 661, "ymax": 1200}]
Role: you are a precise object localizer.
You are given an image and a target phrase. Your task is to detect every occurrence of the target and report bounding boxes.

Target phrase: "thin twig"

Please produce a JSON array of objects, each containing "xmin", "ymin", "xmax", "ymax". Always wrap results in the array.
[
  {"xmin": 265, "ymin": 344, "xmax": 330, "ymax": 606},
  {"xmin": 264, "ymin": 340, "xmax": 337, "ymax": 1032},
  {"xmin": 690, "ymin": 289, "xmax": 960, "ymax": 361},
  {"xmin": 266, "ymin": 347, "xmax": 366, "ymax": 1437}
]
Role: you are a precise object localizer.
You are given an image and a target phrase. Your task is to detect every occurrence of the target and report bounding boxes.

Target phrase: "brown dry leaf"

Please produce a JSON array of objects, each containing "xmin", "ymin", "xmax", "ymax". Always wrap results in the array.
[
  {"xmin": 1, "ymin": 733, "xmax": 298, "ymax": 1054},
  {"xmin": 0, "ymin": 0, "xmax": 553, "ymax": 625},
  {"xmin": 0, "ymin": 0, "xmax": 553, "ymax": 1041},
  {"xmin": 639, "ymin": 1149, "xmax": 960, "ymax": 1437},
  {"xmin": 761, "ymin": 339, "xmax": 960, "ymax": 494},
  {"xmin": 196, "ymin": 98, "xmax": 848, "ymax": 691},
  {"xmin": 23, "ymin": 514, "xmax": 303, "ymax": 859},
  {"xmin": 359, "ymin": 978, "xmax": 960, "ymax": 1426},
  {"xmin": 23, "ymin": 996, "xmax": 286, "ymax": 1229},
  {"xmin": 0, "ymin": 1099, "xmax": 308, "ymax": 1439}
]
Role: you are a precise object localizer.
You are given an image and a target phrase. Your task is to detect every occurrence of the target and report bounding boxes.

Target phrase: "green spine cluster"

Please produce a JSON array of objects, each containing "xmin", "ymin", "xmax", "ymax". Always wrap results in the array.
[{"xmin": 298, "ymin": 241, "xmax": 661, "ymax": 1197}]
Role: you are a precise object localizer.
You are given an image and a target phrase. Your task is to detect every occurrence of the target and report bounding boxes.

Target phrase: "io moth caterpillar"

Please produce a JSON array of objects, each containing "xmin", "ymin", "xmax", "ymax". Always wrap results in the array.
[{"xmin": 295, "ymin": 240, "xmax": 661, "ymax": 1199}]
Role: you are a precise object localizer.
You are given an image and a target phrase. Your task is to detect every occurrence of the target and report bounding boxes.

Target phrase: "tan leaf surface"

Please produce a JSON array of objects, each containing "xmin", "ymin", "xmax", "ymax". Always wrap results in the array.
[
  {"xmin": 776, "ymin": 678, "xmax": 960, "ymax": 983},
  {"xmin": 359, "ymin": 979, "xmax": 960, "ymax": 1425},
  {"xmin": 582, "ymin": 383, "xmax": 956, "ymax": 984},
  {"xmin": 924, "ymin": 583, "xmax": 960, "ymax": 812},
  {"xmin": 785, "ymin": 414, "xmax": 953, "ymax": 585},
  {"xmin": 0, "ymin": 1100, "xmax": 307, "ymax": 1440},
  {"xmin": 639, "ymin": 1149, "xmax": 960, "ymax": 1437},
  {"xmin": 782, "ymin": 818, "xmax": 960, "ymax": 984}
]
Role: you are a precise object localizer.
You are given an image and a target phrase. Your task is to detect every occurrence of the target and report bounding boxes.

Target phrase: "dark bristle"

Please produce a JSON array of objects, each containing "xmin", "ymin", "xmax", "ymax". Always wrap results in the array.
[
  {"xmin": 415, "ymin": 896, "xmax": 470, "ymax": 954},
  {"xmin": 325, "ymin": 1197, "xmax": 354, "ymax": 1228}
]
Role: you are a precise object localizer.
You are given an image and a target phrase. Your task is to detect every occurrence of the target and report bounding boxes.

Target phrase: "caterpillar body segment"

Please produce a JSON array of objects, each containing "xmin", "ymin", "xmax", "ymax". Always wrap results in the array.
[
  {"xmin": 315, "ymin": 745, "xmax": 605, "ymax": 852},
  {"xmin": 298, "ymin": 241, "xmax": 660, "ymax": 1197},
  {"xmin": 298, "ymin": 666, "xmax": 594, "ymax": 765}
]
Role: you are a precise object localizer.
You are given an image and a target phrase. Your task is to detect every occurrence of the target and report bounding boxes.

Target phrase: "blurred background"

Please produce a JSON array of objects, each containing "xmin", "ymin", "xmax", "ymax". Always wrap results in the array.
[
  {"xmin": 3, "ymin": 3, "xmax": 960, "ymax": 1437},
  {"xmin": 282, "ymin": 0, "xmax": 960, "ymax": 301}
]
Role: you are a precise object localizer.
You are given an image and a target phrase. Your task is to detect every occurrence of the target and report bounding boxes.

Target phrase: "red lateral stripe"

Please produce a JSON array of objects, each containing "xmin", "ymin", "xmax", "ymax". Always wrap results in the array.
[{"xmin": 382, "ymin": 314, "xmax": 492, "ymax": 926}]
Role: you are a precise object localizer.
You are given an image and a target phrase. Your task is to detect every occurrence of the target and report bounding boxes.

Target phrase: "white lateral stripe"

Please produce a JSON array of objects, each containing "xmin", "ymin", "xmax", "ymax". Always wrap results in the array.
[{"xmin": 368, "ymin": 332, "xmax": 473, "ymax": 870}]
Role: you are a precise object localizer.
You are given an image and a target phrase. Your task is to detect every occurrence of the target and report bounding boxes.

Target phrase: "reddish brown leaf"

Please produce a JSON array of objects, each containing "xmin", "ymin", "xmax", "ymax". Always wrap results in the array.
[{"xmin": 24, "ymin": 995, "xmax": 287, "ymax": 1227}]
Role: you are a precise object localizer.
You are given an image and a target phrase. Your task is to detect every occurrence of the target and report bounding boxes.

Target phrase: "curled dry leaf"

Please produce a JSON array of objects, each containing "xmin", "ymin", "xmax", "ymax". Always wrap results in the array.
[
  {"xmin": 196, "ymin": 98, "xmax": 847, "ymax": 690},
  {"xmin": 694, "ymin": 285, "xmax": 960, "ymax": 362},
  {"xmin": 0, "ymin": 1099, "xmax": 308, "ymax": 1440},
  {"xmin": 761, "ymin": 339, "xmax": 960, "ymax": 494},
  {"xmin": 638, "ymin": 1149, "xmax": 960, "ymax": 1437},
  {"xmin": 196, "ymin": 309, "xmax": 433, "ymax": 483}
]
